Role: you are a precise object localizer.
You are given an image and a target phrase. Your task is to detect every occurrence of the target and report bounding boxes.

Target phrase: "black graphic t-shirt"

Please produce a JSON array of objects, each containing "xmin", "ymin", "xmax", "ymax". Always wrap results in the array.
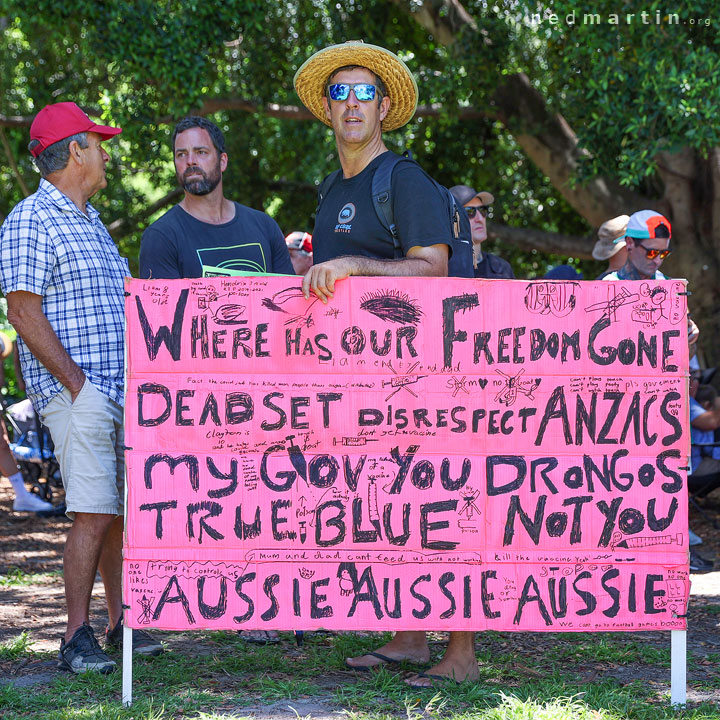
[
  {"xmin": 139, "ymin": 203, "xmax": 294, "ymax": 278},
  {"xmin": 313, "ymin": 151, "xmax": 452, "ymax": 264}
]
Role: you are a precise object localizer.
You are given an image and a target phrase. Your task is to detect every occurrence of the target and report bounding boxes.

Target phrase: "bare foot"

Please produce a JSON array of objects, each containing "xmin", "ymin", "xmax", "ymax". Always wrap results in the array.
[
  {"xmin": 404, "ymin": 657, "xmax": 479, "ymax": 687},
  {"xmin": 346, "ymin": 631, "xmax": 430, "ymax": 669},
  {"xmin": 405, "ymin": 631, "xmax": 479, "ymax": 686}
]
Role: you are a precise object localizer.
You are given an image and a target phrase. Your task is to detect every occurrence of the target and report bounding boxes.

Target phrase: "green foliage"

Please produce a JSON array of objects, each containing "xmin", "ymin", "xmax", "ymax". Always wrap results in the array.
[
  {"xmin": 1, "ymin": 0, "xmax": 717, "ymax": 283},
  {"xmin": 512, "ymin": 0, "xmax": 720, "ymax": 184}
]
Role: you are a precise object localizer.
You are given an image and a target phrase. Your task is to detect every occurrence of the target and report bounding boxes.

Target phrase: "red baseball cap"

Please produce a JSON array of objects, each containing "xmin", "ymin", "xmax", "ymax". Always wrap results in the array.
[{"xmin": 29, "ymin": 102, "xmax": 122, "ymax": 157}]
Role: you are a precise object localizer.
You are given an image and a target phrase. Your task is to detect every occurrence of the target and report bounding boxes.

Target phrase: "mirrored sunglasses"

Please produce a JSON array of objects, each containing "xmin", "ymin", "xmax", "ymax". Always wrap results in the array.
[
  {"xmin": 634, "ymin": 240, "xmax": 671, "ymax": 260},
  {"xmin": 328, "ymin": 83, "xmax": 378, "ymax": 102},
  {"xmin": 465, "ymin": 205, "xmax": 490, "ymax": 219}
]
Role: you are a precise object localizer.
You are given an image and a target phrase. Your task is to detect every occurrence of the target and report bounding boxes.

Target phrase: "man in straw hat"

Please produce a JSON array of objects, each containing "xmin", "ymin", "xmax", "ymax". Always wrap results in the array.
[
  {"xmin": 295, "ymin": 41, "xmax": 451, "ymax": 303},
  {"xmin": 592, "ymin": 215, "xmax": 629, "ymax": 279},
  {"xmin": 295, "ymin": 42, "xmax": 479, "ymax": 687},
  {"xmin": 0, "ymin": 101, "xmax": 162, "ymax": 673}
]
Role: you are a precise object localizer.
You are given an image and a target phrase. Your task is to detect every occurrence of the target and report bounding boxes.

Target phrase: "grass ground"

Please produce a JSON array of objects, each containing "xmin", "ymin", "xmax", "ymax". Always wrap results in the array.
[
  {"xmin": 2, "ymin": 487, "xmax": 719, "ymax": 719},
  {"xmin": 1, "ymin": 627, "xmax": 719, "ymax": 720}
]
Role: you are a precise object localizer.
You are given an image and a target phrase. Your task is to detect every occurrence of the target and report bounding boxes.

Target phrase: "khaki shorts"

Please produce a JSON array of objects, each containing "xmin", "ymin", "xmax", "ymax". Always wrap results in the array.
[{"xmin": 40, "ymin": 379, "xmax": 124, "ymax": 518}]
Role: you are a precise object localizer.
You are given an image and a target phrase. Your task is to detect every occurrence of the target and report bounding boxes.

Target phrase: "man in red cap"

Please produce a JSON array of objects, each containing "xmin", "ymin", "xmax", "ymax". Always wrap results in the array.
[{"xmin": 0, "ymin": 102, "xmax": 161, "ymax": 673}]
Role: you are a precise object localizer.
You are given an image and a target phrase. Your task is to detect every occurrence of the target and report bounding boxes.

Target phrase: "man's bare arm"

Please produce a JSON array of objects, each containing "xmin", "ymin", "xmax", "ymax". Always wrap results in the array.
[
  {"xmin": 691, "ymin": 398, "xmax": 720, "ymax": 432},
  {"xmin": 6, "ymin": 291, "xmax": 86, "ymax": 400},
  {"xmin": 302, "ymin": 243, "xmax": 449, "ymax": 301}
]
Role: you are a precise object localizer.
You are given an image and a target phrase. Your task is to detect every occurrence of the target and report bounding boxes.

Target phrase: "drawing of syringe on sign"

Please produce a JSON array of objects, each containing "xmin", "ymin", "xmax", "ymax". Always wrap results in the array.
[
  {"xmin": 383, "ymin": 361, "xmax": 427, "ymax": 401},
  {"xmin": 458, "ymin": 487, "xmax": 482, "ymax": 530},
  {"xmin": 610, "ymin": 531, "xmax": 684, "ymax": 550}
]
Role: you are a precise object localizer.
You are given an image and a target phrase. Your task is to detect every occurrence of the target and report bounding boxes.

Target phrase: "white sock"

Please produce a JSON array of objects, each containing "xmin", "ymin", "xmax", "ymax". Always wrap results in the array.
[{"xmin": 7, "ymin": 471, "xmax": 29, "ymax": 496}]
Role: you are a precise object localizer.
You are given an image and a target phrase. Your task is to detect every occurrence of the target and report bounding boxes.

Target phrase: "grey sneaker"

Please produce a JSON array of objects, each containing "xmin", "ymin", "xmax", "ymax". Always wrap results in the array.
[
  {"xmin": 105, "ymin": 619, "xmax": 163, "ymax": 656},
  {"xmin": 58, "ymin": 623, "xmax": 117, "ymax": 674}
]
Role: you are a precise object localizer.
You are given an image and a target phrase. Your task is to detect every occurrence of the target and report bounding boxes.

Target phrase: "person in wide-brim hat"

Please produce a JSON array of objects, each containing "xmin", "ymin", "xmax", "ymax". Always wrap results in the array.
[
  {"xmin": 293, "ymin": 41, "xmax": 418, "ymax": 131},
  {"xmin": 592, "ymin": 214, "xmax": 629, "ymax": 261}
]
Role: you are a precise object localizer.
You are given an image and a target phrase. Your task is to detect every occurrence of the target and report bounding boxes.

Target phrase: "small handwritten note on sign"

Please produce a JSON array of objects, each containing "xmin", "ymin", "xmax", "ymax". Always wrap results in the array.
[{"xmin": 124, "ymin": 277, "xmax": 690, "ymax": 632}]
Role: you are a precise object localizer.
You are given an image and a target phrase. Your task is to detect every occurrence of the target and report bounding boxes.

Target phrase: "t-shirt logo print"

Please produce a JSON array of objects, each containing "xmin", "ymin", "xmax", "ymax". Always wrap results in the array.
[
  {"xmin": 338, "ymin": 203, "xmax": 356, "ymax": 223},
  {"xmin": 335, "ymin": 202, "xmax": 356, "ymax": 234}
]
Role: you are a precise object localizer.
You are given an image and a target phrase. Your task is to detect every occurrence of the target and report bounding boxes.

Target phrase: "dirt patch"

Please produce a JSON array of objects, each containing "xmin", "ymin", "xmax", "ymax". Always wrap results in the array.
[{"xmin": 1, "ymin": 483, "xmax": 719, "ymax": 706}]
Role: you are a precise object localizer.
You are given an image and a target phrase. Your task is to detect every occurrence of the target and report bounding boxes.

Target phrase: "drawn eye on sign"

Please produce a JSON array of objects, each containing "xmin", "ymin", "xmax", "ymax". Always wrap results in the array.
[
  {"xmin": 524, "ymin": 281, "xmax": 578, "ymax": 317},
  {"xmin": 360, "ymin": 290, "xmax": 423, "ymax": 325},
  {"xmin": 210, "ymin": 303, "xmax": 247, "ymax": 325}
]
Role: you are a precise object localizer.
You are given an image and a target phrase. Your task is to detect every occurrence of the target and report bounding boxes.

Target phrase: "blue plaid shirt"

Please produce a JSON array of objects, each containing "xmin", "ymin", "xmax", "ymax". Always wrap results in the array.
[{"xmin": 0, "ymin": 179, "xmax": 129, "ymax": 412}]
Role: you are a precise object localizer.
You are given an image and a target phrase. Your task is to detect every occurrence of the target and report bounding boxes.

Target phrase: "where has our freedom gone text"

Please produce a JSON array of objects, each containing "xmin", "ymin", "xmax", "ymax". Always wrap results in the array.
[{"xmin": 124, "ymin": 278, "xmax": 689, "ymax": 632}]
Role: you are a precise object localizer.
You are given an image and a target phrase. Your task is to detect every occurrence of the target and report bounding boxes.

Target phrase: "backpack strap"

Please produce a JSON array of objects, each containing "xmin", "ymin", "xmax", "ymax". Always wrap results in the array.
[
  {"xmin": 371, "ymin": 151, "xmax": 414, "ymax": 259},
  {"xmin": 316, "ymin": 168, "xmax": 342, "ymax": 215}
]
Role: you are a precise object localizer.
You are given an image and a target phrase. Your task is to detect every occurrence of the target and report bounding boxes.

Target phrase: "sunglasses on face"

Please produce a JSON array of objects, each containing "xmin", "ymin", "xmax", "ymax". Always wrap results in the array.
[
  {"xmin": 634, "ymin": 240, "xmax": 671, "ymax": 260},
  {"xmin": 327, "ymin": 83, "xmax": 379, "ymax": 102},
  {"xmin": 465, "ymin": 205, "xmax": 490, "ymax": 219}
]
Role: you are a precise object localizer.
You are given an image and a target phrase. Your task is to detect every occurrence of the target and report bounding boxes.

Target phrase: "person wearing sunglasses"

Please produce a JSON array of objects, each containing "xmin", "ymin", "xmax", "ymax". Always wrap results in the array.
[
  {"xmin": 602, "ymin": 209, "xmax": 672, "ymax": 281},
  {"xmin": 294, "ymin": 42, "xmax": 451, "ymax": 304},
  {"xmin": 295, "ymin": 43, "xmax": 481, "ymax": 689},
  {"xmin": 449, "ymin": 185, "xmax": 514, "ymax": 279},
  {"xmin": 603, "ymin": 209, "xmax": 699, "ymax": 350}
]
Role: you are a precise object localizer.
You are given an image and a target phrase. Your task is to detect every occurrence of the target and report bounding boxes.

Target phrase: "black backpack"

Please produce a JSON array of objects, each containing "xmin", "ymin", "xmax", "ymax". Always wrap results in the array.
[{"xmin": 317, "ymin": 151, "xmax": 474, "ymax": 278}]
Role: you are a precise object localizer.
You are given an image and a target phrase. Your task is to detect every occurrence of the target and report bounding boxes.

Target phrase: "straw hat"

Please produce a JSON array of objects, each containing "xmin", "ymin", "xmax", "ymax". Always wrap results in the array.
[
  {"xmin": 294, "ymin": 41, "xmax": 418, "ymax": 131},
  {"xmin": 592, "ymin": 214, "xmax": 629, "ymax": 261}
]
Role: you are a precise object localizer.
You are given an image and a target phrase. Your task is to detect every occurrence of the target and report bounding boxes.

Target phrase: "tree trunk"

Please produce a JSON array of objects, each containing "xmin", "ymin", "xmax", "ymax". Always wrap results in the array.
[
  {"xmin": 657, "ymin": 149, "xmax": 720, "ymax": 366},
  {"xmin": 397, "ymin": 0, "xmax": 720, "ymax": 366}
]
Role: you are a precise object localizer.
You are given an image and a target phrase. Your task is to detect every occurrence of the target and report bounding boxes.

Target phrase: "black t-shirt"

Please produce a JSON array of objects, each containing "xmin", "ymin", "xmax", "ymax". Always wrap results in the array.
[
  {"xmin": 474, "ymin": 252, "xmax": 515, "ymax": 279},
  {"xmin": 139, "ymin": 203, "xmax": 294, "ymax": 279},
  {"xmin": 313, "ymin": 151, "xmax": 452, "ymax": 263}
]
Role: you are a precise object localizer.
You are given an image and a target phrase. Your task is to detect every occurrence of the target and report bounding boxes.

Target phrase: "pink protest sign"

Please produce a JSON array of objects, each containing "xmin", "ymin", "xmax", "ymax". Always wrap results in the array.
[{"xmin": 123, "ymin": 276, "xmax": 690, "ymax": 632}]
